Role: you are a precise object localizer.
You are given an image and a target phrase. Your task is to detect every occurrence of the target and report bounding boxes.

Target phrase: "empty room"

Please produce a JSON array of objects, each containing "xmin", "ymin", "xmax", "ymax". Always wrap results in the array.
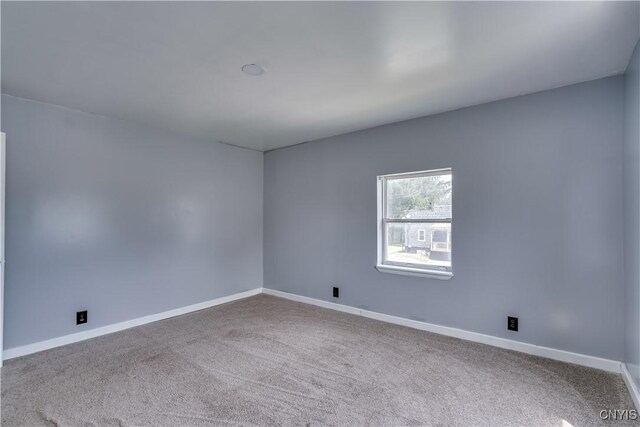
[{"xmin": 0, "ymin": 1, "xmax": 639, "ymax": 426}]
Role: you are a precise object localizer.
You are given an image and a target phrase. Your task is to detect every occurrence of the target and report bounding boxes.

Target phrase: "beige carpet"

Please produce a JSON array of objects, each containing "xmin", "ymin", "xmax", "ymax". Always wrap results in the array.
[{"xmin": 1, "ymin": 294, "xmax": 637, "ymax": 426}]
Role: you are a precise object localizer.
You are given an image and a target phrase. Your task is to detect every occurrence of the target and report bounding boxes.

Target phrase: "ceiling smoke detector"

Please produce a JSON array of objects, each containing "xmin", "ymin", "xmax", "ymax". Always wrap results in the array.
[{"xmin": 241, "ymin": 64, "xmax": 265, "ymax": 76}]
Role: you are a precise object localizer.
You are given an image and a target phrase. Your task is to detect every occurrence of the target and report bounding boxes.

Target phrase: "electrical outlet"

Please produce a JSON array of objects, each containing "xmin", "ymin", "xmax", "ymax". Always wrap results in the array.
[
  {"xmin": 333, "ymin": 287, "xmax": 339, "ymax": 298},
  {"xmin": 77, "ymin": 310, "xmax": 88, "ymax": 325},
  {"xmin": 508, "ymin": 316, "xmax": 518, "ymax": 331}
]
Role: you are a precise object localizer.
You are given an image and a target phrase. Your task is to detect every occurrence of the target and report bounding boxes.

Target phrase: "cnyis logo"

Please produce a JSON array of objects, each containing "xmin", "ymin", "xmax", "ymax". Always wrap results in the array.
[{"xmin": 599, "ymin": 409, "xmax": 638, "ymax": 420}]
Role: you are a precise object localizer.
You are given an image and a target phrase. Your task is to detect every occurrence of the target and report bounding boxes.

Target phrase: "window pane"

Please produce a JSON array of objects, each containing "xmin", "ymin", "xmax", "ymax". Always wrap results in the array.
[
  {"xmin": 385, "ymin": 172, "xmax": 451, "ymax": 220},
  {"xmin": 385, "ymin": 222, "xmax": 451, "ymax": 270}
]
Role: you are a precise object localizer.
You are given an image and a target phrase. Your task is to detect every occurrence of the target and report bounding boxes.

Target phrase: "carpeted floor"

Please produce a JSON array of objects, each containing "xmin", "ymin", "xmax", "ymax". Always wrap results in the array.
[{"xmin": 1, "ymin": 294, "xmax": 637, "ymax": 426}]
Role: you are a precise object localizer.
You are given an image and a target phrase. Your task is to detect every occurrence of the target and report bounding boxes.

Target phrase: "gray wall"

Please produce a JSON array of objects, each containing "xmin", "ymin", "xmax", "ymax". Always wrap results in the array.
[
  {"xmin": 624, "ymin": 40, "xmax": 640, "ymax": 389},
  {"xmin": 264, "ymin": 77, "xmax": 625, "ymax": 360},
  {"xmin": 1, "ymin": 94, "xmax": 263, "ymax": 349}
]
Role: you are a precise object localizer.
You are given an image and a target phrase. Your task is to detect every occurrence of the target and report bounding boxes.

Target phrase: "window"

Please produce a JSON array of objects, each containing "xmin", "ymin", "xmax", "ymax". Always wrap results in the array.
[{"xmin": 376, "ymin": 168, "xmax": 452, "ymax": 279}]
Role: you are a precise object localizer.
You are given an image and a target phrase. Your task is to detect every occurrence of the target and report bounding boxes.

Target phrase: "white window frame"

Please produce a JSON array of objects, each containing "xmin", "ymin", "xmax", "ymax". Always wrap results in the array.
[
  {"xmin": 376, "ymin": 168, "xmax": 453, "ymax": 280},
  {"xmin": 418, "ymin": 229, "xmax": 426, "ymax": 242}
]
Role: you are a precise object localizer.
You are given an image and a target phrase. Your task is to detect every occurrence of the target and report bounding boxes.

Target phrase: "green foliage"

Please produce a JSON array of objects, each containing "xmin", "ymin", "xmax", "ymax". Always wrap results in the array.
[{"xmin": 387, "ymin": 175, "xmax": 451, "ymax": 219}]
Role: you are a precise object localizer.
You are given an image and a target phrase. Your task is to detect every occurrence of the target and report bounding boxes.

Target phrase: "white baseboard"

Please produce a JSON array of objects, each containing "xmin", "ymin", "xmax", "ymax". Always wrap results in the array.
[
  {"xmin": 3, "ymin": 287, "xmax": 262, "ymax": 361},
  {"xmin": 262, "ymin": 288, "xmax": 622, "ymax": 373},
  {"xmin": 3, "ymin": 286, "xmax": 624, "ymax": 377},
  {"xmin": 622, "ymin": 363, "xmax": 640, "ymax": 410},
  {"xmin": 262, "ymin": 287, "xmax": 361, "ymax": 316}
]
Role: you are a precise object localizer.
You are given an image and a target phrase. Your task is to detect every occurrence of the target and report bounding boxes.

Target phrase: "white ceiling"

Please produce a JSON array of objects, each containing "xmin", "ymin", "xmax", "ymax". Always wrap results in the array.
[{"xmin": 2, "ymin": 2, "xmax": 639, "ymax": 151}]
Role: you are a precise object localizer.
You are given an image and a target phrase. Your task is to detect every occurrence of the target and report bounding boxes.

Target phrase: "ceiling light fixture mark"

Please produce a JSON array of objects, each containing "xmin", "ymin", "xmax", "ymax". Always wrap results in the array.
[{"xmin": 241, "ymin": 64, "xmax": 265, "ymax": 76}]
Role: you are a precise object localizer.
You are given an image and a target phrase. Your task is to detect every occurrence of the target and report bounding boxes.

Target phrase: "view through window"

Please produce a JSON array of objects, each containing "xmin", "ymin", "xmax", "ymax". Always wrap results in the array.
[{"xmin": 378, "ymin": 168, "xmax": 452, "ymax": 275}]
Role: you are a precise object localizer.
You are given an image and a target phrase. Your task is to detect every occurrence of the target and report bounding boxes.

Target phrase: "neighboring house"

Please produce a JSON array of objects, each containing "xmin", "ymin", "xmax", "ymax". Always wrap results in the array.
[{"xmin": 404, "ymin": 205, "xmax": 451, "ymax": 261}]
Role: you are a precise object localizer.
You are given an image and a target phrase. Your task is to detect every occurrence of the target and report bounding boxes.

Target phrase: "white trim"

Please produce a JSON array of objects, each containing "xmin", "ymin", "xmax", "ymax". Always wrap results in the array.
[
  {"xmin": 376, "ymin": 264, "xmax": 453, "ymax": 280},
  {"xmin": 3, "ymin": 286, "xmax": 623, "ymax": 376},
  {"xmin": 262, "ymin": 288, "xmax": 621, "ymax": 373},
  {"xmin": 382, "ymin": 167, "xmax": 452, "ymax": 180},
  {"xmin": 377, "ymin": 168, "xmax": 453, "ymax": 279},
  {"xmin": 0, "ymin": 133, "xmax": 5, "ymax": 367},
  {"xmin": 262, "ymin": 288, "xmax": 360, "ymax": 316},
  {"xmin": 3, "ymin": 288, "xmax": 262, "ymax": 361},
  {"xmin": 622, "ymin": 363, "xmax": 640, "ymax": 410},
  {"xmin": 377, "ymin": 177, "xmax": 384, "ymax": 266}
]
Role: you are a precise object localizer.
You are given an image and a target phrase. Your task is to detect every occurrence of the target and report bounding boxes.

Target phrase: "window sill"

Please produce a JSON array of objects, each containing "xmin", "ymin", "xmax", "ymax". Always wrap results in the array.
[{"xmin": 375, "ymin": 264, "xmax": 453, "ymax": 280}]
